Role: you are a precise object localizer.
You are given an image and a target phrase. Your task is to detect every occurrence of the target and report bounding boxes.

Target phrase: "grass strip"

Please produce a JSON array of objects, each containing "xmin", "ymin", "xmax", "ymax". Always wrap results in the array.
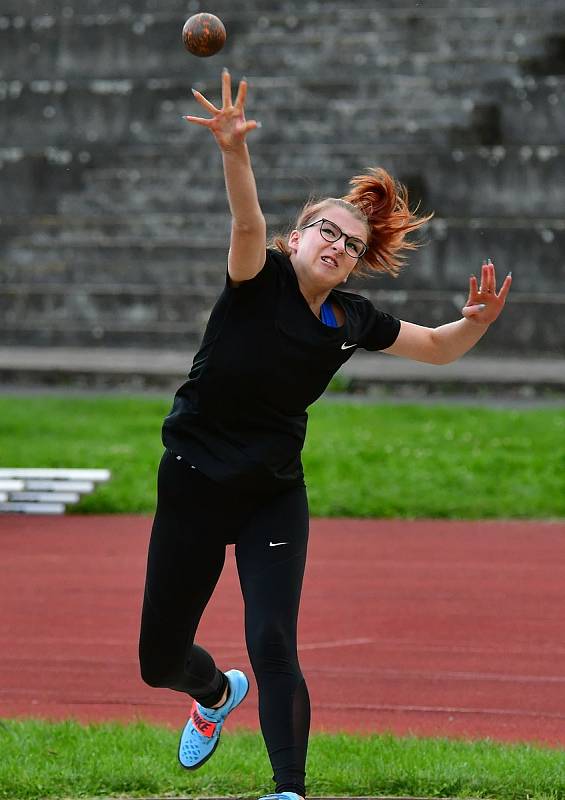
[
  {"xmin": 0, "ymin": 720, "xmax": 564, "ymax": 800},
  {"xmin": 0, "ymin": 395, "xmax": 563, "ymax": 518}
]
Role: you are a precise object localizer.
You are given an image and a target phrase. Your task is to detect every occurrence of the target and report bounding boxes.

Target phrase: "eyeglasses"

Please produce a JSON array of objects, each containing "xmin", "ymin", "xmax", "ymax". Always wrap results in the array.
[{"xmin": 301, "ymin": 218, "xmax": 368, "ymax": 259}]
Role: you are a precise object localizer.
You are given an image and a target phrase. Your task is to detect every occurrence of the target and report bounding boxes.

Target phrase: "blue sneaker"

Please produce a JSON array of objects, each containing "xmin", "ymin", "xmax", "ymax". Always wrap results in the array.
[
  {"xmin": 258, "ymin": 794, "xmax": 302, "ymax": 800},
  {"xmin": 178, "ymin": 668, "xmax": 249, "ymax": 770}
]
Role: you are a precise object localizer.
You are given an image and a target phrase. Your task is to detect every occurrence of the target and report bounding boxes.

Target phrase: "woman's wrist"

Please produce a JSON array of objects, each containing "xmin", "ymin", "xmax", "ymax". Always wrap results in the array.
[
  {"xmin": 462, "ymin": 314, "xmax": 490, "ymax": 329},
  {"xmin": 219, "ymin": 139, "xmax": 249, "ymax": 158}
]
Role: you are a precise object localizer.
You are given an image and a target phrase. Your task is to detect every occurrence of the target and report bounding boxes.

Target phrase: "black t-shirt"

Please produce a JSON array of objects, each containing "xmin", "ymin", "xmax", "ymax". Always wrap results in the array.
[{"xmin": 162, "ymin": 248, "xmax": 401, "ymax": 493}]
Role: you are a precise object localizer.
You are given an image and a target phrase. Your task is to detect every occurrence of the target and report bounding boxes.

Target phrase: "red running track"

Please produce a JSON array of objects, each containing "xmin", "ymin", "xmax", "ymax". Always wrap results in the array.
[{"xmin": 1, "ymin": 515, "xmax": 565, "ymax": 747}]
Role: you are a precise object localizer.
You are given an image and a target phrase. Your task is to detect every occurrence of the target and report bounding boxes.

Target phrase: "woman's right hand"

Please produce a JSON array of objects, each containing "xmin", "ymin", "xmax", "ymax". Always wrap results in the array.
[{"xmin": 183, "ymin": 68, "xmax": 260, "ymax": 152}]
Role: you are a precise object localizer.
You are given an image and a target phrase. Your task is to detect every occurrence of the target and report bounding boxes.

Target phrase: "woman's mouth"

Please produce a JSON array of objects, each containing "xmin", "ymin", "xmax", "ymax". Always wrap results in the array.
[{"xmin": 321, "ymin": 255, "xmax": 338, "ymax": 268}]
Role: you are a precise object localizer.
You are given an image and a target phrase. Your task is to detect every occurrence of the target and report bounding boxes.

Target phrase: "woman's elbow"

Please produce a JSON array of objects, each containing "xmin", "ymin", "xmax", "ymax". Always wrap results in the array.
[{"xmin": 231, "ymin": 216, "xmax": 266, "ymax": 235}]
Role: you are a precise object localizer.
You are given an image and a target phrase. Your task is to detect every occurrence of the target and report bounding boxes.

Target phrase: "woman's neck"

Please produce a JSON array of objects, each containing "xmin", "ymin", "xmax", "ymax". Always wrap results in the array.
[{"xmin": 292, "ymin": 265, "xmax": 332, "ymax": 316}]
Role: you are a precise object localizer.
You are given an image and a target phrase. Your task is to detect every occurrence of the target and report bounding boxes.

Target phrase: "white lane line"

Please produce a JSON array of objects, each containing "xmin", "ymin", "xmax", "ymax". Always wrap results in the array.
[
  {"xmin": 318, "ymin": 702, "xmax": 565, "ymax": 721},
  {"xmin": 306, "ymin": 666, "xmax": 565, "ymax": 684},
  {"xmin": 299, "ymin": 637, "xmax": 374, "ymax": 651}
]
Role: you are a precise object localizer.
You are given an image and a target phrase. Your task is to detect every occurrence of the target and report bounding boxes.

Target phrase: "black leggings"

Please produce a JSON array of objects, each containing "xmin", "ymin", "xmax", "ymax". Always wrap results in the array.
[{"xmin": 139, "ymin": 449, "xmax": 310, "ymax": 797}]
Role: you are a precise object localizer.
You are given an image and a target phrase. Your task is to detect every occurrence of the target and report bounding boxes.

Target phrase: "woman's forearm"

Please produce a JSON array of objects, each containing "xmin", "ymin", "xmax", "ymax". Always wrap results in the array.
[
  {"xmin": 430, "ymin": 317, "xmax": 490, "ymax": 364},
  {"xmin": 222, "ymin": 142, "xmax": 264, "ymax": 228}
]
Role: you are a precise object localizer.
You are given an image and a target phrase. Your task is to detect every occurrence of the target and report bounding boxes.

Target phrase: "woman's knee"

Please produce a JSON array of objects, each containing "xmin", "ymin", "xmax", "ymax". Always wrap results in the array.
[
  {"xmin": 138, "ymin": 629, "xmax": 186, "ymax": 688},
  {"xmin": 139, "ymin": 660, "xmax": 170, "ymax": 688},
  {"xmin": 139, "ymin": 641, "xmax": 218, "ymax": 695},
  {"xmin": 139, "ymin": 646, "xmax": 179, "ymax": 688},
  {"xmin": 247, "ymin": 621, "xmax": 299, "ymax": 671}
]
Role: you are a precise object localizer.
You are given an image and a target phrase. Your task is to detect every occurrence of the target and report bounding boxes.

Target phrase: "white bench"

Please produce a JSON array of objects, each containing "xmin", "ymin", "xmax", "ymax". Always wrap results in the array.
[{"xmin": 0, "ymin": 469, "xmax": 111, "ymax": 514}]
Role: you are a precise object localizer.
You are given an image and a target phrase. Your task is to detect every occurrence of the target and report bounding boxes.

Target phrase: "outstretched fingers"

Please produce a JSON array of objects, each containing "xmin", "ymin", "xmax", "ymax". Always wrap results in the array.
[
  {"xmin": 221, "ymin": 67, "xmax": 233, "ymax": 108},
  {"xmin": 497, "ymin": 272, "xmax": 513, "ymax": 302},
  {"xmin": 182, "ymin": 114, "xmax": 214, "ymax": 128},
  {"xmin": 242, "ymin": 118, "xmax": 261, "ymax": 133},
  {"xmin": 184, "ymin": 71, "xmax": 260, "ymax": 142},
  {"xmin": 487, "ymin": 262, "xmax": 496, "ymax": 293},
  {"xmin": 221, "ymin": 68, "xmax": 250, "ymax": 111},
  {"xmin": 234, "ymin": 78, "xmax": 248, "ymax": 110},
  {"xmin": 463, "ymin": 260, "xmax": 513, "ymax": 322},
  {"xmin": 478, "ymin": 261, "xmax": 493, "ymax": 293},
  {"xmin": 191, "ymin": 88, "xmax": 219, "ymax": 115}
]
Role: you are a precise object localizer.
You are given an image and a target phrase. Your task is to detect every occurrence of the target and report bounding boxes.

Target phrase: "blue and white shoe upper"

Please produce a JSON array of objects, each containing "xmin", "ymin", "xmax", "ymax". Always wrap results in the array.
[
  {"xmin": 258, "ymin": 793, "xmax": 303, "ymax": 800},
  {"xmin": 178, "ymin": 668, "xmax": 249, "ymax": 770}
]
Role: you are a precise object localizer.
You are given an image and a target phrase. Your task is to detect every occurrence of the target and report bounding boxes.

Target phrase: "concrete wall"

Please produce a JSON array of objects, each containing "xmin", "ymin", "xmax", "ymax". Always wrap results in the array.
[{"xmin": 1, "ymin": 0, "xmax": 564, "ymax": 355}]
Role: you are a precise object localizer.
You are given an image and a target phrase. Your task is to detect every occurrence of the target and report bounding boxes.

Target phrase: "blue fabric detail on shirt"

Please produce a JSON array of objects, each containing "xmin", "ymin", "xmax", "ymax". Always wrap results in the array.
[{"xmin": 320, "ymin": 299, "xmax": 339, "ymax": 328}]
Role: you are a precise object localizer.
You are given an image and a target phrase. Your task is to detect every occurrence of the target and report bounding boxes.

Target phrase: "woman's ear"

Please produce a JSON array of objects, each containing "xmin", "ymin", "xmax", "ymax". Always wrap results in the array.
[{"xmin": 288, "ymin": 229, "xmax": 300, "ymax": 254}]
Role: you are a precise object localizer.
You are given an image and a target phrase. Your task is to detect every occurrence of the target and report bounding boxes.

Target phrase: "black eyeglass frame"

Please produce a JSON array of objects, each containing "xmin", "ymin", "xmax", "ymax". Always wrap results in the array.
[{"xmin": 300, "ymin": 218, "xmax": 368, "ymax": 259}]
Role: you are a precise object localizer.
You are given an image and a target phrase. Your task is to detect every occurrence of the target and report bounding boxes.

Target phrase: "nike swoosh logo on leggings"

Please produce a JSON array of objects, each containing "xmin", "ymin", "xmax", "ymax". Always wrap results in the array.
[{"xmin": 269, "ymin": 541, "xmax": 289, "ymax": 547}]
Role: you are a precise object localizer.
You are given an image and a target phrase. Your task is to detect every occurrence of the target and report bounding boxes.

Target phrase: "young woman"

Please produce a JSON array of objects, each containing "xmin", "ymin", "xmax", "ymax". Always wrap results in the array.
[{"xmin": 138, "ymin": 70, "xmax": 512, "ymax": 800}]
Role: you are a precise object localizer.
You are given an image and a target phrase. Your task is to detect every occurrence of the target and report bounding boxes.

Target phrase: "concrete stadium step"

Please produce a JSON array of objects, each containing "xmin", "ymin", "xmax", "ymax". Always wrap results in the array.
[
  {"xmin": 253, "ymin": 145, "xmax": 565, "ymax": 218},
  {"xmin": 62, "ymin": 171, "xmax": 565, "ymax": 218},
  {"xmin": 169, "ymin": 78, "xmax": 565, "ymax": 148},
  {"xmin": 0, "ymin": 307, "xmax": 207, "ymax": 348},
  {"xmin": 0, "ymin": 284, "xmax": 215, "ymax": 329},
  {"xmin": 0, "ymin": 82, "xmax": 471, "ymax": 150},
  {"xmin": 61, "ymin": 146, "xmax": 565, "ymax": 217},
  {"xmin": 6, "ymin": 0, "xmax": 565, "ymax": 14},
  {"xmin": 3, "ymin": 144, "xmax": 564, "ymax": 218},
  {"xmin": 2, "ymin": 219, "xmax": 563, "ymax": 291},
  {"xmin": 494, "ymin": 77, "xmax": 565, "ymax": 144},
  {"xmin": 0, "ymin": 211, "xmax": 233, "ymax": 242},
  {"xmin": 1, "ymin": 6, "xmax": 560, "ymax": 74},
  {"xmin": 3, "ymin": 73, "xmax": 458, "ymax": 107},
  {"xmin": 0, "ymin": 285, "xmax": 561, "ymax": 353},
  {"xmin": 7, "ymin": 1, "xmax": 564, "ymax": 18},
  {"xmin": 0, "ymin": 254, "xmax": 227, "ymax": 288},
  {"xmin": 1, "ymin": 67, "xmax": 557, "ymax": 105},
  {"xmin": 0, "ymin": 317, "xmax": 202, "ymax": 348},
  {"xmin": 2, "ymin": 73, "xmax": 563, "ymax": 150}
]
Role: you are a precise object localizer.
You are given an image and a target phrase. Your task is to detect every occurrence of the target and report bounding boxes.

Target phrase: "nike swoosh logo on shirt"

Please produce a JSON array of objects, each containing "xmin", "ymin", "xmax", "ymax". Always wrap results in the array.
[
  {"xmin": 269, "ymin": 541, "xmax": 289, "ymax": 547},
  {"xmin": 341, "ymin": 342, "xmax": 357, "ymax": 350}
]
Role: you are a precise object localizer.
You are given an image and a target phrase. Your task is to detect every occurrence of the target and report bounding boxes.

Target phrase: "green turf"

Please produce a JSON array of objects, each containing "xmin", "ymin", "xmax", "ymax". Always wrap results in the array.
[
  {"xmin": 1, "ymin": 720, "xmax": 565, "ymax": 800},
  {"xmin": 0, "ymin": 395, "xmax": 563, "ymax": 518}
]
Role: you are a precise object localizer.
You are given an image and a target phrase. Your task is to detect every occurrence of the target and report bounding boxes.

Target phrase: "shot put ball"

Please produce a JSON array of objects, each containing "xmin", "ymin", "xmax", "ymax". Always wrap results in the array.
[{"xmin": 182, "ymin": 13, "xmax": 226, "ymax": 57}]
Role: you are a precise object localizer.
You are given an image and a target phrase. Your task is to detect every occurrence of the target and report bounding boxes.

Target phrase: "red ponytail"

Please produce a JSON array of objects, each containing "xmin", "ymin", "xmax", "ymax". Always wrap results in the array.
[{"xmin": 342, "ymin": 167, "xmax": 433, "ymax": 277}]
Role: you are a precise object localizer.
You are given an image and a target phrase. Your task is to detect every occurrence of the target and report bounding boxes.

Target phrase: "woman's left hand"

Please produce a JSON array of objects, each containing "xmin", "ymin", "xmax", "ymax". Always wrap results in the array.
[{"xmin": 462, "ymin": 260, "xmax": 512, "ymax": 325}]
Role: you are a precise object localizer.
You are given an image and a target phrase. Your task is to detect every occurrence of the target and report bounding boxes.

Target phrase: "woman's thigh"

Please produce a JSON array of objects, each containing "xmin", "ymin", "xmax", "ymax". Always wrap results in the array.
[
  {"xmin": 142, "ymin": 452, "xmax": 229, "ymax": 619},
  {"xmin": 141, "ymin": 450, "xmax": 259, "ymax": 647},
  {"xmin": 235, "ymin": 486, "xmax": 309, "ymax": 651}
]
